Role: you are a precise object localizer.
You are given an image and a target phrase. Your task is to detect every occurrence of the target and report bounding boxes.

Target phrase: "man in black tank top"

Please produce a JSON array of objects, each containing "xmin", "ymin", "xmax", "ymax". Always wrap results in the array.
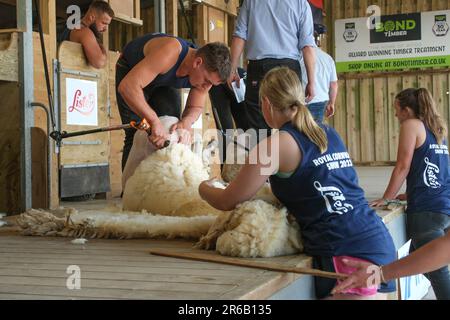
[
  {"xmin": 58, "ymin": 1, "xmax": 114, "ymax": 69},
  {"xmin": 115, "ymin": 34, "xmax": 231, "ymax": 171}
]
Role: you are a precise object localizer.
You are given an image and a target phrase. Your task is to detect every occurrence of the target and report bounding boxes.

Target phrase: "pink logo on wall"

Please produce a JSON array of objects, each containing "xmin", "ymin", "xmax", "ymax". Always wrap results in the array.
[
  {"xmin": 66, "ymin": 78, "xmax": 98, "ymax": 126},
  {"xmin": 68, "ymin": 89, "xmax": 96, "ymax": 115}
]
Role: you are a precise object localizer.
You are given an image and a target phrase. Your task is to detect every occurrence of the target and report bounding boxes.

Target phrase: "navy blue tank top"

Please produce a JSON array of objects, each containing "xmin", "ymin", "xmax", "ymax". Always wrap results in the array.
[
  {"xmin": 58, "ymin": 27, "xmax": 71, "ymax": 43},
  {"xmin": 406, "ymin": 125, "xmax": 450, "ymax": 215},
  {"xmin": 269, "ymin": 122, "xmax": 396, "ymax": 265},
  {"xmin": 121, "ymin": 33, "xmax": 196, "ymax": 89}
]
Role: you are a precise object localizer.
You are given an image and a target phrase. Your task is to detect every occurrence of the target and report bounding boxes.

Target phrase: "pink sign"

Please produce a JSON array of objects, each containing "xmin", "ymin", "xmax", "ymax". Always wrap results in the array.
[{"xmin": 66, "ymin": 78, "xmax": 98, "ymax": 126}]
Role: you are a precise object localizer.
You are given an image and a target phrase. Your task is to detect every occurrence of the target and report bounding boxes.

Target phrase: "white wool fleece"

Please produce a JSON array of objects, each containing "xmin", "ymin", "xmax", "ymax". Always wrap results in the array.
[
  {"xmin": 123, "ymin": 143, "xmax": 221, "ymax": 216},
  {"xmin": 196, "ymin": 199, "xmax": 303, "ymax": 258}
]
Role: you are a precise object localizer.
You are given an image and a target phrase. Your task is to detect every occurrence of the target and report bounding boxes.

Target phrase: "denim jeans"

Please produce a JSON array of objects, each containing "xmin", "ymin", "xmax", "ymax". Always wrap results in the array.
[
  {"xmin": 406, "ymin": 211, "xmax": 450, "ymax": 300},
  {"xmin": 115, "ymin": 58, "xmax": 181, "ymax": 171},
  {"xmin": 307, "ymin": 101, "xmax": 328, "ymax": 124}
]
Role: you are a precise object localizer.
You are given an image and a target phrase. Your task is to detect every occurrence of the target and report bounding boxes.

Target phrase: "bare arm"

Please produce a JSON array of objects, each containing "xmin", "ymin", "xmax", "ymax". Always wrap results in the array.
[
  {"xmin": 382, "ymin": 121, "xmax": 416, "ymax": 198},
  {"xmin": 371, "ymin": 120, "xmax": 418, "ymax": 206},
  {"xmin": 169, "ymin": 87, "xmax": 208, "ymax": 145},
  {"xmin": 181, "ymin": 88, "xmax": 208, "ymax": 126},
  {"xmin": 326, "ymin": 81, "xmax": 338, "ymax": 118},
  {"xmin": 228, "ymin": 36, "xmax": 246, "ymax": 88},
  {"xmin": 199, "ymin": 132, "xmax": 301, "ymax": 211},
  {"xmin": 199, "ymin": 134, "xmax": 280, "ymax": 211},
  {"xmin": 118, "ymin": 39, "xmax": 181, "ymax": 147},
  {"xmin": 73, "ymin": 28, "xmax": 107, "ymax": 69},
  {"xmin": 384, "ymin": 232, "xmax": 450, "ymax": 280},
  {"xmin": 332, "ymin": 232, "xmax": 450, "ymax": 294},
  {"xmin": 302, "ymin": 46, "xmax": 316, "ymax": 102}
]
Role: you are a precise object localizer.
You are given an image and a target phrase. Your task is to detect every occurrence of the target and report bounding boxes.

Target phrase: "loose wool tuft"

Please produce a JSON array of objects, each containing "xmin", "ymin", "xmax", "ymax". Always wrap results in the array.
[
  {"xmin": 123, "ymin": 143, "xmax": 221, "ymax": 216},
  {"xmin": 17, "ymin": 208, "xmax": 216, "ymax": 240},
  {"xmin": 196, "ymin": 200, "xmax": 303, "ymax": 258}
]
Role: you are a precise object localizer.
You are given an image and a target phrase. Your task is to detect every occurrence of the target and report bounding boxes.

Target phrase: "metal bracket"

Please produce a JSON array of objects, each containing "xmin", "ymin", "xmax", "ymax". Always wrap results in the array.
[
  {"xmin": 61, "ymin": 163, "xmax": 109, "ymax": 169},
  {"xmin": 61, "ymin": 140, "xmax": 102, "ymax": 146},
  {"xmin": 60, "ymin": 68, "xmax": 100, "ymax": 79}
]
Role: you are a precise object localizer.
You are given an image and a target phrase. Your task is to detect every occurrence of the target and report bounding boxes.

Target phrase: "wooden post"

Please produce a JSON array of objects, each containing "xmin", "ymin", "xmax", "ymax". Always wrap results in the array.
[
  {"xmin": 166, "ymin": 0, "xmax": 178, "ymax": 36},
  {"xmin": 17, "ymin": 0, "xmax": 34, "ymax": 212},
  {"xmin": 195, "ymin": 4, "xmax": 208, "ymax": 46},
  {"xmin": 134, "ymin": 0, "xmax": 140, "ymax": 21},
  {"xmin": 35, "ymin": 0, "xmax": 58, "ymax": 209}
]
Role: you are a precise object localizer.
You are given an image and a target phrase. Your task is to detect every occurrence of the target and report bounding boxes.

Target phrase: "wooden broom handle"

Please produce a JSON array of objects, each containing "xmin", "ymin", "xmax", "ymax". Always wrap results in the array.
[{"xmin": 149, "ymin": 249, "xmax": 347, "ymax": 280}]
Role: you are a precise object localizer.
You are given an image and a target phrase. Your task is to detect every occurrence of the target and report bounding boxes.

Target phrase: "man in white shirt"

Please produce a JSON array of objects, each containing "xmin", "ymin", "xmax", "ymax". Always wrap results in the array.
[{"xmin": 300, "ymin": 24, "xmax": 338, "ymax": 123}]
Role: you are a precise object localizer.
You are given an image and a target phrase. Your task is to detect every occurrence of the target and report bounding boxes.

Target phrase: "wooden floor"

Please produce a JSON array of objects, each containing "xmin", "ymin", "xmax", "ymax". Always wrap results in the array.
[{"xmin": 0, "ymin": 226, "xmax": 312, "ymax": 300}]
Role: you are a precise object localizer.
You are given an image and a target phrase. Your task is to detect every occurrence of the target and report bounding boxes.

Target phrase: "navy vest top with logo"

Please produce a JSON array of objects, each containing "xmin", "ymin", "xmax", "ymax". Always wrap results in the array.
[
  {"xmin": 121, "ymin": 33, "xmax": 196, "ymax": 89},
  {"xmin": 406, "ymin": 126, "xmax": 450, "ymax": 215},
  {"xmin": 269, "ymin": 123, "xmax": 396, "ymax": 265}
]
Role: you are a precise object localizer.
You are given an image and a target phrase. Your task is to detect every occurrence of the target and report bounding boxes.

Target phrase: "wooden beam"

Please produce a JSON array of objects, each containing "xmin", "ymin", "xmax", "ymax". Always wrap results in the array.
[
  {"xmin": 0, "ymin": 0, "xmax": 16, "ymax": 6},
  {"xmin": 166, "ymin": 0, "xmax": 178, "ymax": 36},
  {"xmin": 114, "ymin": 13, "xmax": 143, "ymax": 26},
  {"xmin": 0, "ymin": 28, "xmax": 22, "ymax": 34},
  {"xmin": 201, "ymin": 0, "xmax": 238, "ymax": 16},
  {"xmin": 195, "ymin": 4, "xmax": 208, "ymax": 46},
  {"xmin": 134, "ymin": 0, "xmax": 140, "ymax": 20},
  {"xmin": 149, "ymin": 249, "xmax": 347, "ymax": 280}
]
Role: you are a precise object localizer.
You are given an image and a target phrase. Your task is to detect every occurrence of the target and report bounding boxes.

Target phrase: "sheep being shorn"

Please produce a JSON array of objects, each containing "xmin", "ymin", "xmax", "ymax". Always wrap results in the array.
[
  {"xmin": 122, "ymin": 142, "xmax": 222, "ymax": 217},
  {"xmin": 16, "ymin": 124, "xmax": 303, "ymax": 258},
  {"xmin": 196, "ymin": 199, "xmax": 303, "ymax": 258}
]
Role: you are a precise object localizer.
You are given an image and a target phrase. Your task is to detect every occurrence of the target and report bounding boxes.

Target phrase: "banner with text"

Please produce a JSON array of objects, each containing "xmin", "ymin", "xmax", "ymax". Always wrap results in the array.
[{"xmin": 335, "ymin": 10, "xmax": 450, "ymax": 72}]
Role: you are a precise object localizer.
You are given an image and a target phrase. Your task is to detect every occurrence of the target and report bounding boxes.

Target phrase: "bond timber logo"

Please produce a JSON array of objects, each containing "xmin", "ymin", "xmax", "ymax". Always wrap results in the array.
[
  {"xmin": 433, "ymin": 14, "xmax": 449, "ymax": 37},
  {"xmin": 370, "ymin": 13, "xmax": 421, "ymax": 43},
  {"xmin": 343, "ymin": 22, "xmax": 358, "ymax": 42}
]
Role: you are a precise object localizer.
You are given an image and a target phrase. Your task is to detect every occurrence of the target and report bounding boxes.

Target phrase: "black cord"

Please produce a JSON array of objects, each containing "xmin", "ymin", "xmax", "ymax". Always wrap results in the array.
[
  {"xmin": 33, "ymin": 0, "xmax": 57, "ymax": 131},
  {"xmin": 178, "ymin": 0, "xmax": 196, "ymax": 45}
]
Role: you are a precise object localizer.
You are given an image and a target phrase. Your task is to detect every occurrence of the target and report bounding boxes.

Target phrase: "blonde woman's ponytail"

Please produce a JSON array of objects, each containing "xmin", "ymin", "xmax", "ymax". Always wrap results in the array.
[
  {"xmin": 260, "ymin": 67, "xmax": 328, "ymax": 153},
  {"xmin": 292, "ymin": 102, "xmax": 328, "ymax": 153}
]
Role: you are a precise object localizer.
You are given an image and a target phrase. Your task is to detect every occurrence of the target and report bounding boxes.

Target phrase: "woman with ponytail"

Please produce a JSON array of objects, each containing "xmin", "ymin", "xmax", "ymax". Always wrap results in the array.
[
  {"xmin": 199, "ymin": 67, "xmax": 396, "ymax": 299},
  {"xmin": 370, "ymin": 88, "xmax": 450, "ymax": 300}
]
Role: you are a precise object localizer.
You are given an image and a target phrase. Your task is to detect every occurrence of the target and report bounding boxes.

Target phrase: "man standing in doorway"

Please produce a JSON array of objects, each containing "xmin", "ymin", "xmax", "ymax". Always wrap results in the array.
[
  {"xmin": 58, "ymin": 1, "xmax": 114, "ymax": 69},
  {"xmin": 300, "ymin": 24, "xmax": 339, "ymax": 123}
]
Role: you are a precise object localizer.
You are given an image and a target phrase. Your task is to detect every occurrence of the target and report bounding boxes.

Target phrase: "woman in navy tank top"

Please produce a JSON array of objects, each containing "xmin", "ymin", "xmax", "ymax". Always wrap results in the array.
[
  {"xmin": 370, "ymin": 88, "xmax": 450, "ymax": 300},
  {"xmin": 200, "ymin": 67, "xmax": 396, "ymax": 299}
]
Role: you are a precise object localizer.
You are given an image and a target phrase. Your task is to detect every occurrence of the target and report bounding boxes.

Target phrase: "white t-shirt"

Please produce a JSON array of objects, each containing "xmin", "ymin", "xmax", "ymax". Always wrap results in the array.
[{"xmin": 300, "ymin": 47, "xmax": 338, "ymax": 104}]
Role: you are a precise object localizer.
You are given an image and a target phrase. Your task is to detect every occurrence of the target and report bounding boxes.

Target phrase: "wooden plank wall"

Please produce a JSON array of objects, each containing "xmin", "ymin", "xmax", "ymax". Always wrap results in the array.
[
  {"xmin": 0, "ymin": 32, "xmax": 18, "ymax": 82},
  {"xmin": 108, "ymin": 5, "xmax": 154, "ymax": 52},
  {"xmin": 0, "ymin": 81, "xmax": 20, "ymax": 214},
  {"xmin": 323, "ymin": 0, "xmax": 450, "ymax": 164},
  {"xmin": 108, "ymin": 51, "xmax": 123, "ymax": 198}
]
